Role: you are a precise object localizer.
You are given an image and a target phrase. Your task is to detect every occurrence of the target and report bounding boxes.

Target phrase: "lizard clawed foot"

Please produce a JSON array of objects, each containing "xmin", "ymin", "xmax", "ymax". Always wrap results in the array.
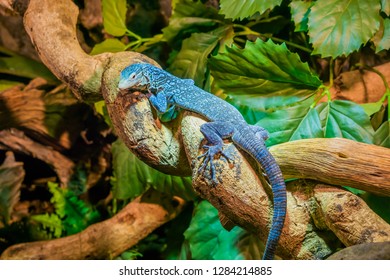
[{"xmin": 197, "ymin": 144, "xmax": 233, "ymax": 185}]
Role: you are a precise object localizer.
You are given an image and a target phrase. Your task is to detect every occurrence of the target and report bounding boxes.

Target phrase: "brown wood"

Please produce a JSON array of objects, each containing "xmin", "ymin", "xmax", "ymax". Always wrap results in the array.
[
  {"xmin": 0, "ymin": 129, "xmax": 74, "ymax": 186},
  {"xmin": 270, "ymin": 138, "xmax": 390, "ymax": 196},
  {"xmin": 1, "ymin": 0, "xmax": 390, "ymax": 260},
  {"xmin": 0, "ymin": 189, "xmax": 186, "ymax": 259},
  {"xmin": 181, "ymin": 115, "xmax": 390, "ymax": 260}
]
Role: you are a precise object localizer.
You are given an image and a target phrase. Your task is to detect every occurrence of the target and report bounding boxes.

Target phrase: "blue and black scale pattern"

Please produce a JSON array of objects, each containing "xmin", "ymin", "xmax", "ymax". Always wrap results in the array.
[{"xmin": 119, "ymin": 63, "xmax": 287, "ymax": 260}]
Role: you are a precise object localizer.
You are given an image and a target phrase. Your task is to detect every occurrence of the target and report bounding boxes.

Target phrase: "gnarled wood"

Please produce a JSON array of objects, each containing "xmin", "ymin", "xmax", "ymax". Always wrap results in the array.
[
  {"xmin": 270, "ymin": 138, "xmax": 390, "ymax": 196},
  {"xmin": 181, "ymin": 115, "xmax": 390, "ymax": 259},
  {"xmin": 1, "ymin": 0, "xmax": 389, "ymax": 260},
  {"xmin": 0, "ymin": 129, "xmax": 74, "ymax": 186},
  {"xmin": 0, "ymin": 189, "xmax": 186, "ymax": 260}
]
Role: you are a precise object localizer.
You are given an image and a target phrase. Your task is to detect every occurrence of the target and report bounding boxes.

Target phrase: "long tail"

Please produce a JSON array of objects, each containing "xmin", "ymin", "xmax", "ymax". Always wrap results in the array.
[{"xmin": 233, "ymin": 127, "xmax": 287, "ymax": 260}]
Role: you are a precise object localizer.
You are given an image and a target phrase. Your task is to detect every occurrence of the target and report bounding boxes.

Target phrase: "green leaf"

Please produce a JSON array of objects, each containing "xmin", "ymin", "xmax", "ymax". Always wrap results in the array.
[
  {"xmin": 374, "ymin": 121, "xmax": 390, "ymax": 147},
  {"xmin": 162, "ymin": 0, "xmax": 221, "ymax": 42},
  {"xmin": 381, "ymin": 0, "xmax": 390, "ymax": 15},
  {"xmin": 256, "ymin": 97, "xmax": 323, "ymax": 146},
  {"xmin": 308, "ymin": 0, "xmax": 381, "ymax": 58},
  {"xmin": 47, "ymin": 182, "xmax": 100, "ymax": 235},
  {"xmin": 290, "ymin": 1, "xmax": 313, "ymax": 32},
  {"xmin": 360, "ymin": 101, "xmax": 383, "ymax": 116},
  {"xmin": 0, "ymin": 152, "xmax": 24, "ymax": 224},
  {"xmin": 90, "ymin": 38, "xmax": 127, "ymax": 55},
  {"xmin": 94, "ymin": 100, "xmax": 112, "ymax": 127},
  {"xmin": 316, "ymin": 100, "xmax": 374, "ymax": 143},
  {"xmin": 376, "ymin": 18, "xmax": 390, "ymax": 52},
  {"xmin": 111, "ymin": 139, "xmax": 196, "ymax": 201},
  {"xmin": 31, "ymin": 213, "xmax": 63, "ymax": 238},
  {"xmin": 219, "ymin": 0, "xmax": 283, "ymax": 20},
  {"xmin": 169, "ymin": 32, "xmax": 219, "ymax": 86},
  {"xmin": 62, "ymin": 194, "xmax": 100, "ymax": 235},
  {"xmin": 0, "ymin": 48, "xmax": 58, "ymax": 84},
  {"xmin": 168, "ymin": 27, "xmax": 231, "ymax": 86},
  {"xmin": 362, "ymin": 193, "xmax": 390, "ymax": 224},
  {"xmin": 209, "ymin": 39, "xmax": 322, "ymax": 111},
  {"xmin": 117, "ymin": 249, "xmax": 143, "ymax": 260},
  {"xmin": 102, "ymin": 0, "xmax": 128, "ymax": 36},
  {"xmin": 0, "ymin": 80, "xmax": 22, "ymax": 91},
  {"xmin": 183, "ymin": 201, "xmax": 246, "ymax": 260},
  {"xmin": 47, "ymin": 182, "xmax": 66, "ymax": 218}
]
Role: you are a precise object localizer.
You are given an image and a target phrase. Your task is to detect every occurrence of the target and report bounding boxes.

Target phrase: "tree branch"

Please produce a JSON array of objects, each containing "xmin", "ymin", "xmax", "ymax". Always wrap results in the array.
[
  {"xmin": 0, "ymin": 189, "xmax": 186, "ymax": 260},
  {"xmin": 1, "ymin": 0, "xmax": 389, "ymax": 260},
  {"xmin": 181, "ymin": 115, "xmax": 390, "ymax": 259},
  {"xmin": 270, "ymin": 138, "xmax": 390, "ymax": 196}
]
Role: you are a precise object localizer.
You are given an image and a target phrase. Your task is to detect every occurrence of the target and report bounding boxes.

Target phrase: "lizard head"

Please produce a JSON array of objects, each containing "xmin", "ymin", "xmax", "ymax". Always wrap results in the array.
[{"xmin": 118, "ymin": 63, "xmax": 149, "ymax": 90}]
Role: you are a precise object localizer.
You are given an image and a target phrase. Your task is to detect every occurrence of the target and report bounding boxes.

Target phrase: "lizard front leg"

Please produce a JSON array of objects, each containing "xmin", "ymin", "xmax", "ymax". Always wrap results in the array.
[
  {"xmin": 149, "ymin": 93, "xmax": 169, "ymax": 114},
  {"xmin": 148, "ymin": 91, "xmax": 179, "ymax": 122},
  {"xmin": 197, "ymin": 121, "xmax": 236, "ymax": 184}
]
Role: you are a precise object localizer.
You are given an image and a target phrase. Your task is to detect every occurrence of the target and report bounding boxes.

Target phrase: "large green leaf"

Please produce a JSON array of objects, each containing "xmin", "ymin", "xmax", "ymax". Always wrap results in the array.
[
  {"xmin": 209, "ymin": 39, "xmax": 322, "ymax": 111},
  {"xmin": 183, "ymin": 201, "xmax": 247, "ymax": 260},
  {"xmin": 169, "ymin": 27, "xmax": 232, "ymax": 87},
  {"xmin": 316, "ymin": 100, "xmax": 374, "ymax": 143},
  {"xmin": 219, "ymin": 0, "xmax": 283, "ymax": 20},
  {"xmin": 0, "ymin": 48, "xmax": 58, "ymax": 84},
  {"xmin": 111, "ymin": 139, "xmax": 195, "ymax": 201},
  {"xmin": 168, "ymin": 33, "xmax": 219, "ymax": 86},
  {"xmin": 290, "ymin": 0, "xmax": 313, "ymax": 32},
  {"xmin": 308, "ymin": 0, "xmax": 381, "ymax": 58},
  {"xmin": 162, "ymin": 0, "xmax": 222, "ymax": 42},
  {"xmin": 256, "ymin": 97, "xmax": 323, "ymax": 146},
  {"xmin": 376, "ymin": 18, "xmax": 390, "ymax": 52},
  {"xmin": 102, "ymin": 0, "xmax": 128, "ymax": 36},
  {"xmin": 374, "ymin": 121, "xmax": 390, "ymax": 147}
]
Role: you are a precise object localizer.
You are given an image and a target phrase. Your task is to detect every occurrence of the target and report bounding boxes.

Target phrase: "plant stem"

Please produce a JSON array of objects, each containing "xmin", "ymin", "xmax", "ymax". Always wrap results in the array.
[{"xmin": 311, "ymin": 59, "xmax": 334, "ymax": 107}]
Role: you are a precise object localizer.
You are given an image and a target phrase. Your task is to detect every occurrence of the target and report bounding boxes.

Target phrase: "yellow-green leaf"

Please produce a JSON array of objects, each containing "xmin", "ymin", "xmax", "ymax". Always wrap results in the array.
[{"xmin": 102, "ymin": 0, "xmax": 128, "ymax": 36}]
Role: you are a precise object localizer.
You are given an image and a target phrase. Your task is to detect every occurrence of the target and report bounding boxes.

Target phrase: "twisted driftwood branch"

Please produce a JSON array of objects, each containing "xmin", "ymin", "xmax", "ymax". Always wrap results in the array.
[
  {"xmin": 269, "ymin": 138, "xmax": 390, "ymax": 196},
  {"xmin": 1, "ymin": 189, "xmax": 186, "ymax": 260},
  {"xmin": 181, "ymin": 115, "xmax": 390, "ymax": 259},
  {"xmin": 1, "ymin": 0, "xmax": 389, "ymax": 259}
]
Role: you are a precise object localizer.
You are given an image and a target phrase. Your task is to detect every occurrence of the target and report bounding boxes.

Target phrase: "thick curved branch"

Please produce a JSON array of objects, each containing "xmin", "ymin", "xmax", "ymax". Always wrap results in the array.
[
  {"xmin": 269, "ymin": 138, "xmax": 390, "ymax": 196},
  {"xmin": 181, "ymin": 115, "xmax": 390, "ymax": 259},
  {"xmin": 2, "ymin": 0, "xmax": 390, "ymax": 260},
  {"xmin": 0, "ymin": 189, "xmax": 186, "ymax": 260},
  {"xmin": 3, "ymin": 0, "xmax": 190, "ymax": 175}
]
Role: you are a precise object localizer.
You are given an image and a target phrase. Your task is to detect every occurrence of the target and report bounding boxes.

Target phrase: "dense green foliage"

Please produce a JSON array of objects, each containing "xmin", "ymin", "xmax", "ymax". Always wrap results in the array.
[
  {"xmin": 1, "ymin": 0, "xmax": 390, "ymax": 260},
  {"xmin": 97, "ymin": 0, "xmax": 390, "ymax": 259}
]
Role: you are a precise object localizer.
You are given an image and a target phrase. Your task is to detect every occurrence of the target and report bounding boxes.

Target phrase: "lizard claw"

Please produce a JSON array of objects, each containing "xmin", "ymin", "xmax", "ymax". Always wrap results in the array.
[{"xmin": 197, "ymin": 144, "xmax": 233, "ymax": 184}]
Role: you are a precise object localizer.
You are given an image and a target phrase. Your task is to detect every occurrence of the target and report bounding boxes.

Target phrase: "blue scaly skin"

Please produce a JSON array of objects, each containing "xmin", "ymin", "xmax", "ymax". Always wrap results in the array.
[{"xmin": 118, "ymin": 63, "xmax": 286, "ymax": 260}]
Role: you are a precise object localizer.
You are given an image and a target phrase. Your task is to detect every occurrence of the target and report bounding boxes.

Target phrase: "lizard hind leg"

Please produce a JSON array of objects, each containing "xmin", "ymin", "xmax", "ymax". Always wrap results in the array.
[
  {"xmin": 197, "ymin": 121, "xmax": 235, "ymax": 184},
  {"xmin": 250, "ymin": 125, "xmax": 269, "ymax": 141}
]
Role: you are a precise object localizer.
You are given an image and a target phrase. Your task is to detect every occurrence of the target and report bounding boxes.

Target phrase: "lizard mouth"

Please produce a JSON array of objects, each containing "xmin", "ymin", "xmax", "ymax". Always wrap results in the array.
[{"xmin": 118, "ymin": 83, "xmax": 149, "ymax": 94}]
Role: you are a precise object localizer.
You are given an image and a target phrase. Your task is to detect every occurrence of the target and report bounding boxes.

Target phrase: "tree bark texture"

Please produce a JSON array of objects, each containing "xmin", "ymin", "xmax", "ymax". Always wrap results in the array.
[
  {"xmin": 0, "ymin": 0, "xmax": 389, "ymax": 259},
  {"xmin": 0, "ymin": 189, "xmax": 186, "ymax": 260}
]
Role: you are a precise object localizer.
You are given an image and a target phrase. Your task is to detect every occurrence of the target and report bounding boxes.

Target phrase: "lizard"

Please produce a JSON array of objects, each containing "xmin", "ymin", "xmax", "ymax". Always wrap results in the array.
[{"xmin": 118, "ymin": 63, "xmax": 287, "ymax": 260}]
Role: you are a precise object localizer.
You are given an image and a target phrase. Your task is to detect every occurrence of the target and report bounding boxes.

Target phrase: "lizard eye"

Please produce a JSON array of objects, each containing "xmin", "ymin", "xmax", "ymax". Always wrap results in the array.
[{"xmin": 130, "ymin": 73, "xmax": 136, "ymax": 79}]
